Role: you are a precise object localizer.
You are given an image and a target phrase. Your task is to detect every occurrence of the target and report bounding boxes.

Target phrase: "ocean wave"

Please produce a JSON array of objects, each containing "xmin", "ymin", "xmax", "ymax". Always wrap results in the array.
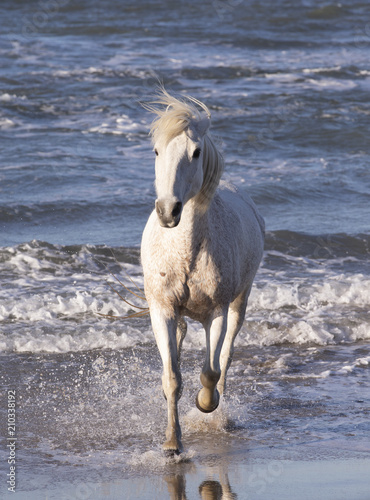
[
  {"xmin": 241, "ymin": 273, "xmax": 370, "ymax": 347},
  {"xmin": 0, "ymin": 238, "xmax": 369, "ymax": 353},
  {"xmin": 0, "ymin": 92, "xmax": 27, "ymax": 102},
  {"xmin": 0, "ymin": 198, "xmax": 151, "ymax": 224},
  {"xmin": 0, "ymin": 117, "xmax": 16, "ymax": 129},
  {"xmin": 307, "ymin": 4, "xmax": 344, "ymax": 20},
  {"xmin": 303, "ymin": 78, "xmax": 357, "ymax": 91},
  {"xmin": 0, "ymin": 324, "xmax": 151, "ymax": 354},
  {"xmin": 264, "ymin": 231, "xmax": 370, "ymax": 260}
]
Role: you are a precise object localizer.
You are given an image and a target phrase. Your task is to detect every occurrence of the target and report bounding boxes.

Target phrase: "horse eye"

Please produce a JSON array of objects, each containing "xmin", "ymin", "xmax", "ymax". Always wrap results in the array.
[
  {"xmin": 154, "ymin": 149, "xmax": 159, "ymax": 156},
  {"xmin": 193, "ymin": 148, "xmax": 201, "ymax": 159}
]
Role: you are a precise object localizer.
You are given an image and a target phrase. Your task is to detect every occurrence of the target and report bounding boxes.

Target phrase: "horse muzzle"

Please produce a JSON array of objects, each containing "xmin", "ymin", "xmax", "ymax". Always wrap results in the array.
[{"xmin": 155, "ymin": 198, "xmax": 183, "ymax": 228}]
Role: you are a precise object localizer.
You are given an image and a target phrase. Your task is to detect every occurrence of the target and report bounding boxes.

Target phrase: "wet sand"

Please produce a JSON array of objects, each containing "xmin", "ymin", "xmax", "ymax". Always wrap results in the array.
[
  {"xmin": 2, "ymin": 345, "xmax": 370, "ymax": 500},
  {"xmin": 4, "ymin": 437, "xmax": 370, "ymax": 500}
]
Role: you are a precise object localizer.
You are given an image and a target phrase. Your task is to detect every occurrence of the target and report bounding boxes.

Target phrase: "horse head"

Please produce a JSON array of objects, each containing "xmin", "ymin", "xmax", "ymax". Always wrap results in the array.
[{"xmin": 154, "ymin": 120, "xmax": 209, "ymax": 228}]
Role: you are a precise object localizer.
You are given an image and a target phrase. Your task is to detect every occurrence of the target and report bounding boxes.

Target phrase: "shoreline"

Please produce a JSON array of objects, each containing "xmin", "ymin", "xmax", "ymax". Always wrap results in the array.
[{"xmin": 2, "ymin": 438, "xmax": 369, "ymax": 500}]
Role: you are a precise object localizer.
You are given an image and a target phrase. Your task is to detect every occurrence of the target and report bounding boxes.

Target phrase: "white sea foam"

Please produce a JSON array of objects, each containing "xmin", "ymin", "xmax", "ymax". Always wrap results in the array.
[
  {"xmin": 128, "ymin": 448, "xmax": 195, "ymax": 469},
  {"xmin": 302, "ymin": 66, "xmax": 342, "ymax": 74},
  {"xmin": 1, "ymin": 241, "xmax": 369, "ymax": 353},
  {"xmin": 264, "ymin": 72, "xmax": 300, "ymax": 83},
  {"xmin": 251, "ymin": 273, "xmax": 370, "ymax": 312},
  {"xmin": 88, "ymin": 115, "xmax": 142, "ymax": 136},
  {"xmin": 1, "ymin": 277, "xmax": 368, "ymax": 352},
  {"xmin": 0, "ymin": 117, "xmax": 16, "ymax": 128},
  {"xmin": 304, "ymin": 78, "xmax": 357, "ymax": 90},
  {"xmin": 183, "ymin": 403, "xmax": 231, "ymax": 434},
  {"xmin": 0, "ymin": 325, "xmax": 152, "ymax": 354},
  {"xmin": 0, "ymin": 93, "xmax": 13, "ymax": 101},
  {"xmin": 0, "ymin": 92, "xmax": 26, "ymax": 101}
]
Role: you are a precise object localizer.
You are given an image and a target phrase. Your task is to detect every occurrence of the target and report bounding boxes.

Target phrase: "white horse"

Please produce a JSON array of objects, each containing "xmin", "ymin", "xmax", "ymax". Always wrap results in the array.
[{"xmin": 141, "ymin": 88, "xmax": 265, "ymax": 455}]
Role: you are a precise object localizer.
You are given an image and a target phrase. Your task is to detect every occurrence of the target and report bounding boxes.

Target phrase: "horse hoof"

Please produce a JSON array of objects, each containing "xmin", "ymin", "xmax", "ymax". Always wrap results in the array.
[
  {"xmin": 195, "ymin": 389, "xmax": 220, "ymax": 413},
  {"xmin": 164, "ymin": 448, "xmax": 181, "ymax": 458},
  {"xmin": 163, "ymin": 438, "xmax": 182, "ymax": 457}
]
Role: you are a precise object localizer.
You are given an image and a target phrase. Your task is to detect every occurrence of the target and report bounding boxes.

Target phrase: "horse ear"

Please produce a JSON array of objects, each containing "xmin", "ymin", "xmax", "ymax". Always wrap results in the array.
[{"xmin": 196, "ymin": 117, "xmax": 210, "ymax": 137}]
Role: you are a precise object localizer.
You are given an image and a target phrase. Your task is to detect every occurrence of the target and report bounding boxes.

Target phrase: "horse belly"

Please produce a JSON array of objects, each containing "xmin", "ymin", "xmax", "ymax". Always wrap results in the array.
[
  {"xmin": 183, "ymin": 280, "xmax": 217, "ymax": 321},
  {"xmin": 182, "ymin": 255, "xmax": 236, "ymax": 322}
]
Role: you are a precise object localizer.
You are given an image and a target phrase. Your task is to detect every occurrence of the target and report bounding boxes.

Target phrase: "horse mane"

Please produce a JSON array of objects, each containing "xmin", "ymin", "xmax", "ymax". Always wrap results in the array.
[
  {"xmin": 200, "ymin": 134, "xmax": 224, "ymax": 204},
  {"xmin": 143, "ymin": 87, "xmax": 224, "ymax": 205}
]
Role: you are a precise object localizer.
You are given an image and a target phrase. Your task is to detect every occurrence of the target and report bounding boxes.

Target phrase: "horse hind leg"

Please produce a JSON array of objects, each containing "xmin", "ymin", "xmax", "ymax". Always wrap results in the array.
[
  {"xmin": 217, "ymin": 288, "xmax": 250, "ymax": 395},
  {"xmin": 176, "ymin": 317, "xmax": 187, "ymax": 366},
  {"xmin": 162, "ymin": 317, "xmax": 187, "ymax": 401},
  {"xmin": 196, "ymin": 309, "xmax": 228, "ymax": 413}
]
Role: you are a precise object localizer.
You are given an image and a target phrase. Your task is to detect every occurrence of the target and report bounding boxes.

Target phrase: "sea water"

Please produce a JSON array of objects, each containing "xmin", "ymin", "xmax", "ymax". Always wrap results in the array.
[{"xmin": 0, "ymin": 0, "xmax": 369, "ymax": 498}]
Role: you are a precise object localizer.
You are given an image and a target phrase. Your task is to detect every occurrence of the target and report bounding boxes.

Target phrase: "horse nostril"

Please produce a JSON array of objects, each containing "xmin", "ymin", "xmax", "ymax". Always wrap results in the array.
[
  {"xmin": 155, "ymin": 200, "xmax": 164, "ymax": 218},
  {"xmin": 155, "ymin": 199, "xmax": 182, "ymax": 227},
  {"xmin": 171, "ymin": 201, "xmax": 182, "ymax": 219}
]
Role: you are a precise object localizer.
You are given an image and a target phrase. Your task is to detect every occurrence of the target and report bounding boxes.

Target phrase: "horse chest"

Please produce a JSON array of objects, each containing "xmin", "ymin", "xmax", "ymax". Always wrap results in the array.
[
  {"xmin": 143, "ymin": 239, "xmax": 190, "ymax": 309},
  {"xmin": 144, "ymin": 237, "xmax": 234, "ymax": 320}
]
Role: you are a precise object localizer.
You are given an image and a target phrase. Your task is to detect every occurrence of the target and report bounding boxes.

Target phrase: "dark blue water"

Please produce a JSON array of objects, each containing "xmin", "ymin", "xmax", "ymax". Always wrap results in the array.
[
  {"xmin": 1, "ymin": 0, "xmax": 370, "ymax": 247},
  {"xmin": 0, "ymin": 1, "xmax": 369, "ymax": 498}
]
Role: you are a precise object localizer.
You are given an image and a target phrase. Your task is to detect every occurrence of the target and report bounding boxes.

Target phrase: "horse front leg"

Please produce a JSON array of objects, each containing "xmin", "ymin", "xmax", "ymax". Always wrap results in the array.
[
  {"xmin": 196, "ymin": 308, "xmax": 228, "ymax": 413},
  {"xmin": 150, "ymin": 303, "xmax": 183, "ymax": 454}
]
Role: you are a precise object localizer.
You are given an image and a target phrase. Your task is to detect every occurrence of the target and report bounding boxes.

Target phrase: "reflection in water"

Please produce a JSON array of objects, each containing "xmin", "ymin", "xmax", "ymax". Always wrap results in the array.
[
  {"xmin": 165, "ymin": 467, "xmax": 237, "ymax": 500},
  {"xmin": 199, "ymin": 480, "xmax": 223, "ymax": 500},
  {"xmin": 165, "ymin": 473, "xmax": 187, "ymax": 500}
]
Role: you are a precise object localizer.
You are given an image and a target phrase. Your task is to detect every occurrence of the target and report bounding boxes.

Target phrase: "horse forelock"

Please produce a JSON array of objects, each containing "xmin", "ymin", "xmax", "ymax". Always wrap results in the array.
[{"xmin": 145, "ymin": 88, "xmax": 209, "ymax": 147}]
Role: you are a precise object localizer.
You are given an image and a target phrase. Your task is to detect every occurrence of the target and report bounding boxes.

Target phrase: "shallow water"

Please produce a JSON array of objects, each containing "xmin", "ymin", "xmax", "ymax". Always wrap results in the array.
[{"xmin": 1, "ymin": 0, "xmax": 370, "ymax": 497}]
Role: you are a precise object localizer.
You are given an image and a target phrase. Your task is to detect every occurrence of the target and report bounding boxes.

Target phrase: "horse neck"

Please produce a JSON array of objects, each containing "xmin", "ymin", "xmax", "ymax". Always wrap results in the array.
[{"xmin": 179, "ymin": 195, "xmax": 211, "ymax": 252}]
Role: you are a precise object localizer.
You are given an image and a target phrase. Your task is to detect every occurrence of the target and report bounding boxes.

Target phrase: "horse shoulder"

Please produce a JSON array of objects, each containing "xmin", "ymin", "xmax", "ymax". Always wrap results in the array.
[{"xmin": 141, "ymin": 211, "xmax": 190, "ymax": 309}]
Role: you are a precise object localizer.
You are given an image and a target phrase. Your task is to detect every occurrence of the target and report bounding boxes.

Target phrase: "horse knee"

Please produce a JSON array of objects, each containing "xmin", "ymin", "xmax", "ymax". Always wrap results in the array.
[{"xmin": 162, "ymin": 371, "xmax": 182, "ymax": 400}]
